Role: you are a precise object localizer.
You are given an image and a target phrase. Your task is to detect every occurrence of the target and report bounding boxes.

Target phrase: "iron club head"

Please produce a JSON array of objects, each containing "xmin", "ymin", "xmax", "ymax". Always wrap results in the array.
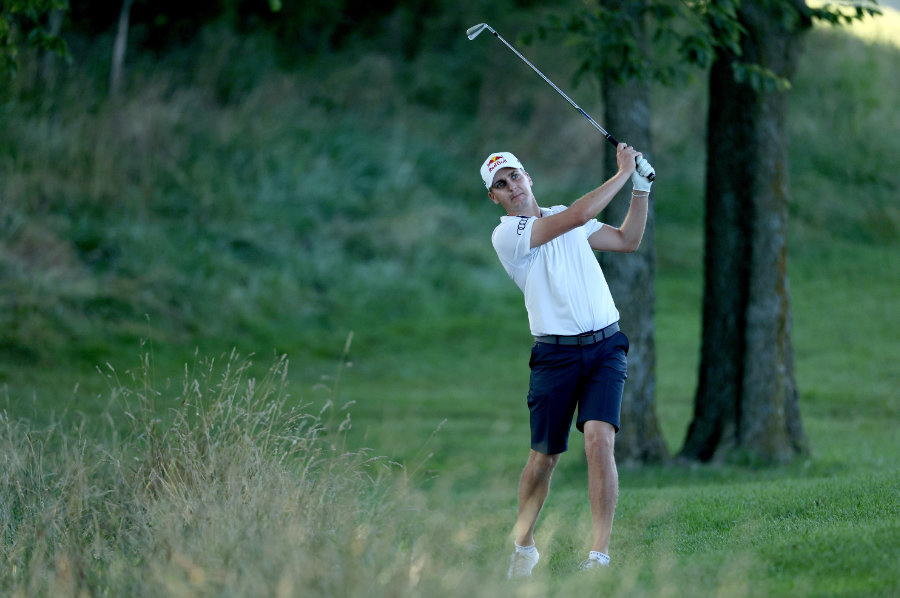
[{"xmin": 466, "ymin": 23, "xmax": 490, "ymax": 40}]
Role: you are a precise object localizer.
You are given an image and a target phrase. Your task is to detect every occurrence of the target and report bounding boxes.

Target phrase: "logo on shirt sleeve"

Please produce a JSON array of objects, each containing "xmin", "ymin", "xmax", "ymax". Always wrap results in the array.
[{"xmin": 516, "ymin": 216, "xmax": 528, "ymax": 235}]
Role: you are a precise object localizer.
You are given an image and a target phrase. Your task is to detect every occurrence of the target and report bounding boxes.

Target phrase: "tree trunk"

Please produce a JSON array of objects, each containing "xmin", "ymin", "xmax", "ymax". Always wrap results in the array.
[
  {"xmin": 598, "ymin": 0, "xmax": 668, "ymax": 466},
  {"xmin": 40, "ymin": 9, "xmax": 66, "ymax": 88},
  {"xmin": 110, "ymin": 0, "xmax": 134, "ymax": 97},
  {"xmin": 680, "ymin": 0, "xmax": 810, "ymax": 464}
]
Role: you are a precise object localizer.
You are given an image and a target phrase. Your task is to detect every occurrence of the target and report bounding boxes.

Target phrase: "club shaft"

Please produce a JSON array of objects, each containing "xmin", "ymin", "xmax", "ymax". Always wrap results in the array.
[
  {"xmin": 471, "ymin": 23, "xmax": 654, "ymax": 181},
  {"xmin": 489, "ymin": 30, "xmax": 619, "ymax": 147}
]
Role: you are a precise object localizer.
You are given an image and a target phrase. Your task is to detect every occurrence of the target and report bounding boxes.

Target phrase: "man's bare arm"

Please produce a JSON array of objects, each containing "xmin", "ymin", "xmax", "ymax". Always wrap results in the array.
[
  {"xmin": 588, "ymin": 192, "xmax": 649, "ymax": 253},
  {"xmin": 528, "ymin": 144, "xmax": 640, "ymax": 249}
]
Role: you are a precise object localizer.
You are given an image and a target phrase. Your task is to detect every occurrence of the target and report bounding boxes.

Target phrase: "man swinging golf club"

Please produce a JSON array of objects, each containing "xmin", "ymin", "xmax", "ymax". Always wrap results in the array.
[{"xmin": 482, "ymin": 144, "xmax": 654, "ymax": 577}]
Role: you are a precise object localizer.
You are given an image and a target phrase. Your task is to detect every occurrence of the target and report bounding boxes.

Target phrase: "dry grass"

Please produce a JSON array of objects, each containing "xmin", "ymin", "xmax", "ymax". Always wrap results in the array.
[{"xmin": 0, "ymin": 349, "xmax": 435, "ymax": 597}]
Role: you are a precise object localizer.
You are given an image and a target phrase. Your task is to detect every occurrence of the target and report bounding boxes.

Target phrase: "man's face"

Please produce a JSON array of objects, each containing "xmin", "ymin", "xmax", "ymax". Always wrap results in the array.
[{"xmin": 488, "ymin": 167, "xmax": 534, "ymax": 214}]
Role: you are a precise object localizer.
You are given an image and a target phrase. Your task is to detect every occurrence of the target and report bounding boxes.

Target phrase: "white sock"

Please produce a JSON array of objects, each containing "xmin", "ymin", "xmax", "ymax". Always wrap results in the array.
[
  {"xmin": 589, "ymin": 551, "xmax": 610, "ymax": 565},
  {"xmin": 515, "ymin": 542, "xmax": 537, "ymax": 553}
]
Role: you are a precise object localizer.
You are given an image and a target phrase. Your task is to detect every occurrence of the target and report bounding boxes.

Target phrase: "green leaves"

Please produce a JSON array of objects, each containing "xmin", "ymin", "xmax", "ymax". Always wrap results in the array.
[
  {"xmin": 538, "ymin": 3, "xmax": 652, "ymax": 86},
  {"xmin": 538, "ymin": 0, "xmax": 883, "ymax": 93},
  {"xmin": 0, "ymin": 0, "xmax": 70, "ymax": 78},
  {"xmin": 680, "ymin": 33, "xmax": 714, "ymax": 66},
  {"xmin": 807, "ymin": 0, "xmax": 881, "ymax": 26},
  {"xmin": 731, "ymin": 61, "xmax": 792, "ymax": 93}
]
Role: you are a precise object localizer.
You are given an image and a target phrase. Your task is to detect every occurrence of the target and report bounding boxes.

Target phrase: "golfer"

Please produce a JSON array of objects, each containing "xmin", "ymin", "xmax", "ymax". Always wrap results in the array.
[{"xmin": 481, "ymin": 144, "xmax": 654, "ymax": 577}]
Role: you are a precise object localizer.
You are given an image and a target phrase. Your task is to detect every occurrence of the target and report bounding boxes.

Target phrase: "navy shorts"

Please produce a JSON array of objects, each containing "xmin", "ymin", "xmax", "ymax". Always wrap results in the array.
[{"xmin": 527, "ymin": 331, "xmax": 629, "ymax": 455}]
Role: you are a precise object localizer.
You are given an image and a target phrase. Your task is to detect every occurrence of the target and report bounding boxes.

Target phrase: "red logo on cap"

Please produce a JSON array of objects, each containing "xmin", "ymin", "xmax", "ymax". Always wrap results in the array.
[{"xmin": 488, "ymin": 155, "xmax": 507, "ymax": 172}]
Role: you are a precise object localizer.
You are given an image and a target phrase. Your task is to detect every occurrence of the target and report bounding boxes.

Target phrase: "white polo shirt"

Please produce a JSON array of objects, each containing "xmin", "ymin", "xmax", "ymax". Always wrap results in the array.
[{"xmin": 492, "ymin": 205, "xmax": 619, "ymax": 337}]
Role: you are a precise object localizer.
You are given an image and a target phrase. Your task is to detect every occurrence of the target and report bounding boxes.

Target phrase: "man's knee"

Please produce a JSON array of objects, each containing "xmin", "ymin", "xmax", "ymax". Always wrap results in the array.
[
  {"xmin": 527, "ymin": 450, "xmax": 561, "ymax": 478},
  {"xmin": 583, "ymin": 421, "xmax": 615, "ymax": 459}
]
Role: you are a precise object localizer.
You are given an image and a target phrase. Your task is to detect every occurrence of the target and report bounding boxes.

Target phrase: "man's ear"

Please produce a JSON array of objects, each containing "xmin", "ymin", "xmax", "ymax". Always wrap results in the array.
[{"xmin": 488, "ymin": 190, "xmax": 499, "ymax": 205}]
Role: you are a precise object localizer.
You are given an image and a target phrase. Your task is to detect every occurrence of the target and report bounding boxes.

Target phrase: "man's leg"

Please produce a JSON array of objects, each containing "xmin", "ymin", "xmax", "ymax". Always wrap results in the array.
[
  {"xmin": 514, "ymin": 449, "xmax": 560, "ymax": 546},
  {"xmin": 583, "ymin": 420, "xmax": 617, "ymax": 554}
]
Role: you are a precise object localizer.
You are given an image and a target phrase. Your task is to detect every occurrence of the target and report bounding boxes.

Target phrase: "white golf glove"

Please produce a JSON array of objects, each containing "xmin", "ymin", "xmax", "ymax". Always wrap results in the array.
[{"xmin": 632, "ymin": 157, "xmax": 655, "ymax": 192}]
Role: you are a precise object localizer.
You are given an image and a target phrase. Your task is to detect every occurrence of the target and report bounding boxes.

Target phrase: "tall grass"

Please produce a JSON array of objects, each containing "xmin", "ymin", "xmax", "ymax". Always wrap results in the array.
[{"xmin": 0, "ymin": 350, "xmax": 435, "ymax": 597}]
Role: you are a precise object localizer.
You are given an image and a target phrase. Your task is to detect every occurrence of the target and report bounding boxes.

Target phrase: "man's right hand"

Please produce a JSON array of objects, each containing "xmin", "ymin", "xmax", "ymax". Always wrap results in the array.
[{"xmin": 616, "ymin": 143, "xmax": 641, "ymax": 175}]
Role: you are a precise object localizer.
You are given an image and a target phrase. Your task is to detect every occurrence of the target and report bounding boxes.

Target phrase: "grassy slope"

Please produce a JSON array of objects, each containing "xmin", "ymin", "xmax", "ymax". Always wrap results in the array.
[{"xmin": 1, "ymin": 7, "xmax": 898, "ymax": 597}]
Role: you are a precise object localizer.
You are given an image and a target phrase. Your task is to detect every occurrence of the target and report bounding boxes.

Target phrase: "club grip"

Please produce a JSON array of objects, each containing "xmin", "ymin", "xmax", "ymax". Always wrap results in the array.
[{"xmin": 609, "ymin": 136, "xmax": 657, "ymax": 181}]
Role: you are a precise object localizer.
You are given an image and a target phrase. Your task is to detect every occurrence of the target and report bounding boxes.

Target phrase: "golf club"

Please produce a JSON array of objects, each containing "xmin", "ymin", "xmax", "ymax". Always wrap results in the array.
[{"xmin": 467, "ymin": 22, "xmax": 655, "ymax": 181}]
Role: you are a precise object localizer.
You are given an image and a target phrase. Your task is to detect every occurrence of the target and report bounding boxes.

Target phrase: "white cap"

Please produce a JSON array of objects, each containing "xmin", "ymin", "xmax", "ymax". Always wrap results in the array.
[{"xmin": 480, "ymin": 152, "xmax": 525, "ymax": 189}]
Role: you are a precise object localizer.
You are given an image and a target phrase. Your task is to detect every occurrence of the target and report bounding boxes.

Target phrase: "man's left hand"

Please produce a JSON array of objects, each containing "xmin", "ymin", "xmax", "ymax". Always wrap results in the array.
[{"xmin": 632, "ymin": 157, "xmax": 654, "ymax": 192}]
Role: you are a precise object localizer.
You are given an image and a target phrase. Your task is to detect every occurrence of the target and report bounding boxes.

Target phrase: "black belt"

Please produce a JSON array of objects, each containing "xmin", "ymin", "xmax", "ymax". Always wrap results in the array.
[{"xmin": 534, "ymin": 322, "xmax": 620, "ymax": 346}]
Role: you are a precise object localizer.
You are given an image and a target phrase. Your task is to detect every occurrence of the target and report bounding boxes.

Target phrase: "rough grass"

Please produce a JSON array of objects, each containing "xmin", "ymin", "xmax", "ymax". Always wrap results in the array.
[{"xmin": 0, "ymin": 351, "xmax": 427, "ymax": 597}]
